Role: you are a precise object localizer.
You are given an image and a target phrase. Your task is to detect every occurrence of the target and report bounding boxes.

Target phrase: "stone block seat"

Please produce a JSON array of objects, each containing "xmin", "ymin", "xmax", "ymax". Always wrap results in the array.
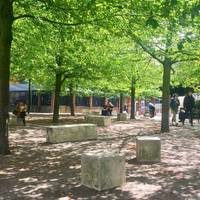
[
  {"xmin": 85, "ymin": 115, "xmax": 112, "ymax": 126},
  {"xmin": 117, "ymin": 113, "xmax": 128, "ymax": 121},
  {"xmin": 8, "ymin": 114, "xmax": 17, "ymax": 126},
  {"xmin": 46, "ymin": 124, "xmax": 97, "ymax": 143},
  {"xmin": 136, "ymin": 136, "xmax": 161, "ymax": 163},
  {"xmin": 8, "ymin": 114, "xmax": 24, "ymax": 126},
  {"xmin": 81, "ymin": 151, "xmax": 126, "ymax": 191}
]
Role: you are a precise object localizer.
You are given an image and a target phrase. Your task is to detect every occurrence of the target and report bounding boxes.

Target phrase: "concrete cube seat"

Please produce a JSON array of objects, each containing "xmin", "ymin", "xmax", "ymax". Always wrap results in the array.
[
  {"xmin": 117, "ymin": 113, "xmax": 128, "ymax": 121},
  {"xmin": 8, "ymin": 115, "xmax": 17, "ymax": 126},
  {"xmin": 9, "ymin": 114, "xmax": 24, "ymax": 126},
  {"xmin": 85, "ymin": 115, "xmax": 112, "ymax": 126},
  {"xmin": 46, "ymin": 124, "xmax": 97, "ymax": 143},
  {"xmin": 136, "ymin": 136, "xmax": 161, "ymax": 163},
  {"xmin": 81, "ymin": 151, "xmax": 126, "ymax": 191}
]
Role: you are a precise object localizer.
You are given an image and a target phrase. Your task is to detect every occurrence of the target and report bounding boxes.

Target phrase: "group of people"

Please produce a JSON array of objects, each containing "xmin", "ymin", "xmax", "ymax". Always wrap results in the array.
[
  {"xmin": 13, "ymin": 101, "xmax": 27, "ymax": 126},
  {"xmin": 12, "ymin": 93, "xmax": 197, "ymax": 126},
  {"xmin": 170, "ymin": 90, "xmax": 195, "ymax": 126},
  {"xmin": 147, "ymin": 90, "xmax": 197, "ymax": 126}
]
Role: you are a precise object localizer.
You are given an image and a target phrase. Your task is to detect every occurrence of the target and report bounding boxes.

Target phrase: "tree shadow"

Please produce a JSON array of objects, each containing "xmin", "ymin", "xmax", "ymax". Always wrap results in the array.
[
  {"xmin": 1, "ymin": 118, "xmax": 199, "ymax": 199},
  {"xmin": 127, "ymin": 158, "xmax": 159, "ymax": 166}
]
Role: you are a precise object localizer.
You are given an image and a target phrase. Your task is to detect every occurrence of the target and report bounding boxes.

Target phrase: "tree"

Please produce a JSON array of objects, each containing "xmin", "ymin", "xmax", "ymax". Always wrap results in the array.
[
  {"xmin": 11, "ymin": 18, "xmax": 112, "ymax": 122},
  {"xmin": 2, "ymin": 0, "xmax": 200, "ymax": 155},
  {"xmin": 83, "ymin": 35, "xmax": 162, "ymax": 118},
  {"xmin": 172, "ymin": 62, "xmax": 200, "ymax": 92},
  {"xmin": 1, "ymin": 0, "xmax": 122, "ymax": 153},
  {"xmin": 127, "ymin": 0, "xmax": 200, "ymax": 132},
  {"xmin": 0, "ymin": 1, "xmax": 13, "ymax": 154}
]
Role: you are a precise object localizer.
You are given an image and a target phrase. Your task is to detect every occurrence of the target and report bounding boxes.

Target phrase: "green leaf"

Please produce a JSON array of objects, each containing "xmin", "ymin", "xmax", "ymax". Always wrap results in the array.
[{"xmin": 146, "ymin": 17, "xmax": 159, "ymax": 29}]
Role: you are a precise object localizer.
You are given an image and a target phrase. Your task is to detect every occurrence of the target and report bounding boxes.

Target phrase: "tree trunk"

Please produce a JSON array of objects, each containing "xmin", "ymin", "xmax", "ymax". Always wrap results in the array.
[
  {"xmin": 0, "ymin": 1, "xmax": 13, "ymax": 155},
  {"xmin": 119, "ymin": 93, "xmax": 123, "ymax": 113},
  {"xmin": 27, "ymin": 79, "xmax": 31, "ymax": 113},
  {"xmin": 88, "ymin": 96, "xmax": 93, "ymax": 109},
  {"xmin": 130, "ymin": 78, "xmax": 136, "ymax": 119},
  {"xmin": 53, "ymin": 73, "xmax": 62, "ymax": 123},
  {"xmin": 37, "ymin": 93, "xmax": 42, "ymax": 112},
  {"xmin": 161, "ymin": 62, "xmax": 171, "ymax": 133},
  {"xmin": 69, "ymin": 84, "xmax": 75, "ymax": 116},
  {"xmin": 51, "ymin": 92, "xmax": 55, "ymax": 113}
]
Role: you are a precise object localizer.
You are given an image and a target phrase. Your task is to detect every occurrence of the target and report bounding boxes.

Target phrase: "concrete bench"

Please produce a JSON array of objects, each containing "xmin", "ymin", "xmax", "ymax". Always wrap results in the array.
[
  {"xmin": 85, "ymin": 111, "xmax": 100, "ymax": 116},
  {"xmin": 85, "ymin": 115, "xmax": 112, "ymax": 126},
  {"xmin": 81, "ymin": 151, "xmax": 126, "ymax": 191},
  {"xmin": 117, "ymin": 113, "xmax": 128, "ymax": 121},
  {"xmin": 46, "ymin": 124, "xmax": 97, "ymax": 143},
  {"xmin": 136, "ymin": 136, "xmax": 161, "ymax": 163}
]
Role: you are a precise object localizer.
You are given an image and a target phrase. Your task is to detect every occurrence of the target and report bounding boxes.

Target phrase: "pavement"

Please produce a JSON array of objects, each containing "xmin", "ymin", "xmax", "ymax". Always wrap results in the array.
[{"xmin": 0, "ymin": 117, "xmax": 200, "ymax": 200}]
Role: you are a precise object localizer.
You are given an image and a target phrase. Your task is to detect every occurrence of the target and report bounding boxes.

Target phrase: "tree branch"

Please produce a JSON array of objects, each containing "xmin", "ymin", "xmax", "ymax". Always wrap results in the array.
[
  {"xmin": 173, "ymin": 57, "xmax": 200, "ymax": 64},
  {"xmin": 13, "ymin": 12, "xmax": 125, "ymax": 27},
  {"xmin": 14, "ymin": 14, "xmax": 88, "ymax": 26},
  {"xmin": 170, "ymin": 66, "xmax": 175, "ymax": 74},
  {"xmin": 130, "ymin": 34, "xmax": 164, "ymax": 64},
  {"xmin": 60, "ymin": 65, "xmax": 101, "ymax": 85}
]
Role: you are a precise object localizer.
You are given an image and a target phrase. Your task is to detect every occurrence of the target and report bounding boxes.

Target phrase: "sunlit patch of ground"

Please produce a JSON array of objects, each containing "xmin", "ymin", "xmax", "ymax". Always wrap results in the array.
[{"xmin": 0, "ymin": 116, "xmax": 200, "ymax": 200}]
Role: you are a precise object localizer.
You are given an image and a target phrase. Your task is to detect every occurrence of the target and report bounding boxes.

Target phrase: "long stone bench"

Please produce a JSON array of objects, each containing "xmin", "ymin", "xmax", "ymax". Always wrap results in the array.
[
  {"xmin": 85, "ymin": 115, "xmax": 112, "ymax": 126},
  {"xmin": 136, "ymin": 136, "xmax": 161, "ymax": 163},
  {"xmin": 46, "ymin": 124, "xmax": 97, "ymax": 143},
  {"xmin": 81, "ymin": 151, "xmax": 126, "ymax": 191}
]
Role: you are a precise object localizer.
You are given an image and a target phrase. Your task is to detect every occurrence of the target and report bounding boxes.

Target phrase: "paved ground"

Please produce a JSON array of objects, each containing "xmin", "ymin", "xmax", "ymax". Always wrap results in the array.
[{"xmin": 0, "ymin": 117, "xmax": 200, "ymax": 200}]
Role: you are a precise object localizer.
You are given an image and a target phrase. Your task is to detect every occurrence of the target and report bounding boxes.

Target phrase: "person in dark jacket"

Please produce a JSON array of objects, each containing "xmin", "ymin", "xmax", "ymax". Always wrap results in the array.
[
  {"xmin": 148, "ymin": 101, "xmax": 155, "ymax": 118},
  {"xmin": 183, "ymin": 91, "xmax": 195, "ymax": 126},
  {"xmin": 179, "ymin": 107, "xmax": 186, "ymax": 125}
]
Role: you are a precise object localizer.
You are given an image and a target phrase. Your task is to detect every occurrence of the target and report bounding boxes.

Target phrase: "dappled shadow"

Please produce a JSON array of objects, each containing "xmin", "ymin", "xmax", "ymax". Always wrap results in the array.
[
  {"xmin": 127, "ymin": 158, "xmax": 159, "ymax": 166},
  {"xmin": 0, "ymin": 117, "xmax": 200, "ymax": 199},
  {"xmin": 27, "ymin": 115, "xmax": 85, "ymax": 126}
]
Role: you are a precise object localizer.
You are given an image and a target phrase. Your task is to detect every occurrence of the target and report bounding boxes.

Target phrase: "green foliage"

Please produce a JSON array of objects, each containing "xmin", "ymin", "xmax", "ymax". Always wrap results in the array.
[
  {"xmin": 172, "ymin": 62, "xmax": 200, "ymax": 92},
  {"xmin": 11, "ymin": 0, "xmax": 200, "ymax": 98}
]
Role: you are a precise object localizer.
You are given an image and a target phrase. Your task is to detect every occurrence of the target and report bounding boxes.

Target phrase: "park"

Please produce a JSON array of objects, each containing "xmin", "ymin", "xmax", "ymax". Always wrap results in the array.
[{"xmin": 0, "ymin": 1, "xmax": 200, "ymax": 200}]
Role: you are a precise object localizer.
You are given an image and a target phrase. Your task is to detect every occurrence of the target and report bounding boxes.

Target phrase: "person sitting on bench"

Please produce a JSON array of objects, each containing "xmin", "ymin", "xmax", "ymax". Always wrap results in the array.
[{"xmin": 102, "ymin": 101, "xmax": 114, "ymax": 116}]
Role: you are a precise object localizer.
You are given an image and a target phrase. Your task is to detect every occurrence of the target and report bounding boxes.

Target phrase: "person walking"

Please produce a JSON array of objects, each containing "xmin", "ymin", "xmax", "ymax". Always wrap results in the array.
[
  {"xmin": 170, "ymin": 94, "xmax": 180, "ymax": 126},
  {"xmin": 183, "ymin": 90, "xmax": 195, "ymax": 126},
  {"xmin": 179, "ymin": 107, "xmax": 186, "ymax": 125},
  {"xmin": 148, "ymin": 101, "xmax": 155, "ymax": 118}
]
